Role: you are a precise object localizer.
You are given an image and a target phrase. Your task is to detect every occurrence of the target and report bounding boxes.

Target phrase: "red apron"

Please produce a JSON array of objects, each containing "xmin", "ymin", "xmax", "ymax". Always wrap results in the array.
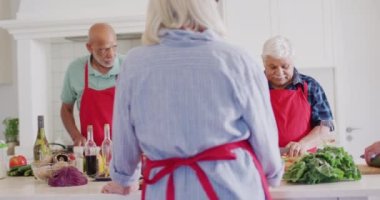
[
  {"xmin": 270, "ymin": 82, "xmax": 316, "ymax": 152},
  {"xmin": 142, "ymin": 140, "xmax": 272, "ymax": 200},
  {"xmin": 79, "ymin": 63, "xmax": 115, "ymax": 146}
]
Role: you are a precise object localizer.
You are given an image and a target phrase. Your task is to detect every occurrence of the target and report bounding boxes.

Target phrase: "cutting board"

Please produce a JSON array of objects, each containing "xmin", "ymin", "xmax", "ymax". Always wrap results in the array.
[{"xmin": 357, "ymin": 164, "xmax": 380, "ymax": 174}]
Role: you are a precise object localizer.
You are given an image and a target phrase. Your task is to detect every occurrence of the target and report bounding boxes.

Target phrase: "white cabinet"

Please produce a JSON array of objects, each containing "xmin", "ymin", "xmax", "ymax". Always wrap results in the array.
[
  {"xmin": 223, "ymin": 0, "xmax": 335, "ymax": 69},
  {"xmin": 223, "ymin": 0, "xmax": 272, "ymax": 61},
  {"xmin": 0, "ymin": 31, "xmax": 12, "ymax": 85},
  {"xmin": 0, "ymin": 0, "xmax": 12, "ymax": 84},
  {"xmin": 274, "ymin": 0, "xmax": 334, "ymax": 68},
  {"xmin": 17, "ymin": 0, "xmax": 148, "ymax": 20}
]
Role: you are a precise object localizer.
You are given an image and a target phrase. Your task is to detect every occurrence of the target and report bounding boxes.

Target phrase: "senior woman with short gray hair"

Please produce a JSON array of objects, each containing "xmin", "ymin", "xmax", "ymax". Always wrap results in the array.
[{"xmin": 101, "ymin": 0, "xmax": 283, "ymax": 199}]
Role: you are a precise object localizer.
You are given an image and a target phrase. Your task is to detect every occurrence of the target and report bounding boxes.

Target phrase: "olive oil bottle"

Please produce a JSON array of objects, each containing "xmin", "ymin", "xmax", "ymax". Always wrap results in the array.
[
  {"xmin": 100, "ymin": 124, "xmax": 112, "ymax": 177},
  {"xmin": 33, "ymin": 115, "xmax": 51, "ymax": 162}
]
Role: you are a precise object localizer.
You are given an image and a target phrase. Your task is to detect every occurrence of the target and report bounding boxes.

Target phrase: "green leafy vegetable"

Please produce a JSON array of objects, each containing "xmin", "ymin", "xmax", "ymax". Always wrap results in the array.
[{"xmin": 283, "ymin": 146, "xmax": 361, "ymax": 184}]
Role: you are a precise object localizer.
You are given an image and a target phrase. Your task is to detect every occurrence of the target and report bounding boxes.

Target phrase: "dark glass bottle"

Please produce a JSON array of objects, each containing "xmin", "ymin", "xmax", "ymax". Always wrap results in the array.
[{"xmin": 84, "ymin": 125, "xmax": 97, "ymax": 177}]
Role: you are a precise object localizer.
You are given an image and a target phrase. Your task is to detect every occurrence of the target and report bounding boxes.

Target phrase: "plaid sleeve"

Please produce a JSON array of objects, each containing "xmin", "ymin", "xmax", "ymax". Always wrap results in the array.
[{"xmin": 303, "ymin": 75, "xmax": 334, "ymax": 131}]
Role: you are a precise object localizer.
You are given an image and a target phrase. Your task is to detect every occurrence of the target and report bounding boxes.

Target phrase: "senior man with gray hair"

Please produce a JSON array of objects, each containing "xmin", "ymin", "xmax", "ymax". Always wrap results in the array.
[{"xmin": 262, "ymin": 35, "xmax": 334, "ymax": 157}]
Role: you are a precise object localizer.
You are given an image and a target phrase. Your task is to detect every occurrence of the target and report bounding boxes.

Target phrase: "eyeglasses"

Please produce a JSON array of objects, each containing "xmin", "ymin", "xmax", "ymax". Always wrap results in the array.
[{"xmin": 96, "ymin": 45, "xmax": 117, "ymax": 56}]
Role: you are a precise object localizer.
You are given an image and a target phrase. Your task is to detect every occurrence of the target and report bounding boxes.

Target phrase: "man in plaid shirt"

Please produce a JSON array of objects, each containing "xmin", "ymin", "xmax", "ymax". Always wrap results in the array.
[{"xmin": 262, "ymin": 35, "xmax": 334, "ymax": 157}]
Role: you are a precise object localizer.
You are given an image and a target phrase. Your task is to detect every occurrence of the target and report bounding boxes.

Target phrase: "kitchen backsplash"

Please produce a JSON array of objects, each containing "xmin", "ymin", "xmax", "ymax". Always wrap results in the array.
[{"xmin": 50, "ymin": 38, "xmax": 141, "ymax": 144}]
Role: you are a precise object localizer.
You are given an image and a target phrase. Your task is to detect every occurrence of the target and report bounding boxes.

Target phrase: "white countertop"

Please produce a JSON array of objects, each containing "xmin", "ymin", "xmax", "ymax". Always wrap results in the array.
[
  {"xmin": 1, "ymin": 175, "xmax": 380, "ymax": 200},
  {"xmin": 0, "ymin": 177, "xmax": 139, "ymax": 200},
  {"xmin": 271, "ymin": 175, "xmax": 380, "ymax": 199}
]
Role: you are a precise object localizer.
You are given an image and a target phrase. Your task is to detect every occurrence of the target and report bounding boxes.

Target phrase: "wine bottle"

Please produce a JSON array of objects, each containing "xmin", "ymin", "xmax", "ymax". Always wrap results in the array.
[
  {"xmin": 100, "ymin": 124, "xmax": 112, "ymax": 177},
  {"xmin": 33, "ymin": 115, "xmax": 51, "ymax": 162},
  {"xmin": 84, "ymin": 125, "xmax": 97, "ymax": 177}
]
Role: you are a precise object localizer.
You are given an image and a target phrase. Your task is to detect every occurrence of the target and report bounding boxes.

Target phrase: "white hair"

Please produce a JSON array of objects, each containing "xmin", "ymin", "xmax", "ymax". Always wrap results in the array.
[
  {"xmin": 142, "ymin": 0, "xmax": 226, "ymax": 45},
  {"xmin": 262, "ymin": 35, "xmax": 295, "ymax": 60}
]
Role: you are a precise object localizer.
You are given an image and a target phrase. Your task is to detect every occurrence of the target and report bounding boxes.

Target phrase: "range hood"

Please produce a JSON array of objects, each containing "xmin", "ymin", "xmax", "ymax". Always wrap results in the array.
[{"xmin": 65, "ymin": 33, "xmax": 142, "ymax": 42}]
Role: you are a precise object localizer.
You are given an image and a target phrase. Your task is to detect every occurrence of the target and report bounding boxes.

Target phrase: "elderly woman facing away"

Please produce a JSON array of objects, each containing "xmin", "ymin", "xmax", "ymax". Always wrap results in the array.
[{"xmin": 101, "ymin": 0, "xmax": 284, "ymax": 199}]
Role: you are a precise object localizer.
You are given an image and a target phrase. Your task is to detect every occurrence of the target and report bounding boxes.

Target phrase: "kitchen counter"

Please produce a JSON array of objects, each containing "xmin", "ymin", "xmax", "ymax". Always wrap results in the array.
[
  {"xmin": 271, "ymin": 175, "xmax": 380, "ymax": 200},
  {"xmin": 0, "ymin": 176, "xmax": 139, "ymax": 200},
  {"xmin": 1, "ymin": 175, "xmax": 380, "ymax": 200}
]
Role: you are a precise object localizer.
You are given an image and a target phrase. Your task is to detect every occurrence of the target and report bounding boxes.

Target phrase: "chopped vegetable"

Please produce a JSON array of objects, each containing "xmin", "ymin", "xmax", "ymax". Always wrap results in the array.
[
  {"xmin": 48, "ymin": 166, "xmax": 87, "ymax": 187},
  {"xmin": 7, "ymin": 164, "xmax": 33, "ymax": 176},
  {"xmin": 283, "ymin": 146, "xmax": 361, "ymax": 184}
]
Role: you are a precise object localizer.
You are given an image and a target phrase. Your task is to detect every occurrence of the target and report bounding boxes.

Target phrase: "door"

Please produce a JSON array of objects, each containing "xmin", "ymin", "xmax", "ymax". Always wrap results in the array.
[{"xmin": 335, "ymin": 0, "xmax": 380, "ymax": 162}]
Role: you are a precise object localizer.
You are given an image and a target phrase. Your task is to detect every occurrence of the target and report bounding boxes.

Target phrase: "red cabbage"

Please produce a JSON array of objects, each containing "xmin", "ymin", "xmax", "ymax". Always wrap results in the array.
[{"xmin": 48, "ymin": 166, "xmax": 88, "ymax": 187}]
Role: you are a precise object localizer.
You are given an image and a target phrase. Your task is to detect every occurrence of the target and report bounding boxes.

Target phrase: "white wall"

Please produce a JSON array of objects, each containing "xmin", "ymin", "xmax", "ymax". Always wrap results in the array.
[
  {"xmin": 0, "ymin": 0, "xmax": 19, "ymax": 140},
  {"xmin": 224, "ymin": 0, "xmax": 334, "ymax": 69}
]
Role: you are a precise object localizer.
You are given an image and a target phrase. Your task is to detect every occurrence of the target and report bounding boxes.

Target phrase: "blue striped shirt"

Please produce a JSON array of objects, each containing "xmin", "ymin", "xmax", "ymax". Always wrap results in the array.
[{"xmin": 110, "ymin": 29, "xmax": 284, "ymax": 200}]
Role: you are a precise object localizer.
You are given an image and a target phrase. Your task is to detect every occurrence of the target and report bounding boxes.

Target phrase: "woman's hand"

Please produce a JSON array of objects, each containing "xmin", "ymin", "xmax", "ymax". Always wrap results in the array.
[
  {"xmin": 285, "ymin": 141, "xmax": 307, "ymax": 157},
  {"xmin": 101, "ymin": 181, "xmax": 139, "ymax": 195}
]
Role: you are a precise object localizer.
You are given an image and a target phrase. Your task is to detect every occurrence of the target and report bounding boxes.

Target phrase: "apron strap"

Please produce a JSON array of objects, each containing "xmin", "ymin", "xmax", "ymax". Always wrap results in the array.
[
  {"xmin": 142, "ymin": 140, "xmax": 272, "ymax": 200},
  {"xmin": 84, "ymin": 63, "xmax": 89, "ymax": 89}
]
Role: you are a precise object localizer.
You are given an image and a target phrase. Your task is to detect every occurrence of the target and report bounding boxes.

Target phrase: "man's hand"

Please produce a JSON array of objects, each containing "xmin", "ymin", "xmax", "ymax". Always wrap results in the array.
[
  {"xmin": 61, "ymin": 103, "xmax": 84, "ymax": 145},
  {"xmin": 285, "ymin": 141, "xmax": 307, "ymax": 157},
  {"xmin": 101, "ymin": 181, "xmax": 139, "ymax": 195},
  {"xmin": 72, "ymin": 134, "xmax": 87, "ymax": 146},
  {"xmin": 364, "ymin": 141, "xmax": 380, "ymax": 165}
]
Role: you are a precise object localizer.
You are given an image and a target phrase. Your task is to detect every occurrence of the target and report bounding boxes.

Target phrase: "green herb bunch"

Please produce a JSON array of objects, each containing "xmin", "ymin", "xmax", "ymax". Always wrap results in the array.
[
  {"xmin": 283, "ymin": 146, "xmax": 361, "ymax": 184},
  {"xmin": 3, "ymin": 117, "xmax": 19, "ymax": 143}
]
